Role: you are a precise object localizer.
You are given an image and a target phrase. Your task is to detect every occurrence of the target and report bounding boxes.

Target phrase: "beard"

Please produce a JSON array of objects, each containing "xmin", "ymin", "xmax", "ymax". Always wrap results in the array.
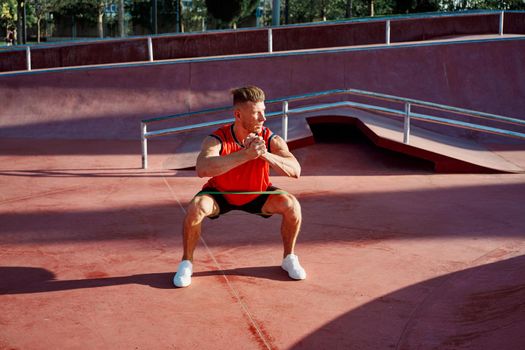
[{"xmin": 242, "ymin": 120, "xmax": 263, "ymax": 134}]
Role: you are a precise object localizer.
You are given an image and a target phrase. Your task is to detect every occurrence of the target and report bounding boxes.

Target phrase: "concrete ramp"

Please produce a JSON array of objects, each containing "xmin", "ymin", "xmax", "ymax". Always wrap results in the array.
[
  {"xmin": 158, "ymin": 103, "xmax": 524, "ymax": 173},
  {"xmin": 158, "ymin": 107, "xmax": 523, "ymax": 173},
  {"xmin": 158, "ymin": 108, "xmax": 524, "ymax": 173},
  {"xmin": 306, "ymin": 108, "xmax": 524, "ymax": 173}
]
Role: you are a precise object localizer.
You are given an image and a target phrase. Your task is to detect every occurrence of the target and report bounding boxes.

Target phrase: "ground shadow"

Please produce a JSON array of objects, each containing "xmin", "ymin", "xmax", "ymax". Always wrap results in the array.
[
  {"xmin": 0, "ymin": 167, "xmax": 199, "ymax": 178},
  {"xmin": 0, "ymin": 265, "xmax": 290, "ymax": 295},
  {"xmin": 290, "ymin": 255, "xmax": 525, "ymax": 350},
  {"xmin": 193, "ymin": 266, "xmax": 292, "ymax": 282},
  {"xmin": 302, "ymin": 121, "xmax": 435, "ymax": 175},
  {"xmin": 1, "ymin": 181, "xmax": 524, "ymax": 245}
]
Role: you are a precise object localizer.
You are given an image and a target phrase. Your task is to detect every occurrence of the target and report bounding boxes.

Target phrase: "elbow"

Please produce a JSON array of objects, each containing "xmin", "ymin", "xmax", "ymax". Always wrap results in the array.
[
  {"xmin": 292, "ymin": 166, "xmax": 301, "ymax": 179},
  {"xmin": 196, "ymin": 158, "xmax": 212, "ymax": 178},
  {"xmin": 196, "ymin": 165, "xmax": 208, "ymax": 178}
]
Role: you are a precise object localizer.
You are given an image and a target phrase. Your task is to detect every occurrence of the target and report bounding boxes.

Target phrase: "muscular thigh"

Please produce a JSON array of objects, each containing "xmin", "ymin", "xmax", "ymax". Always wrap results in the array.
[
  {"xmin": 262, "ymin": 193, "xmax": 300, "ymax": 215},
  {"xmin": 190, "ymin": 194, "xmax": 220, "ymax": 217}
]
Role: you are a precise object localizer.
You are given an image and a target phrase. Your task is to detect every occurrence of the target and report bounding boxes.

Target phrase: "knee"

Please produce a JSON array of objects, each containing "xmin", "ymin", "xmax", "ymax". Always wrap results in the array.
[
  {"xmin": 185, "ymin": 196, "xmax": 214, "ymax": 225},
  {"xmin": 276, "ymin": 194, "xmax": 301, "ymax": 220}
]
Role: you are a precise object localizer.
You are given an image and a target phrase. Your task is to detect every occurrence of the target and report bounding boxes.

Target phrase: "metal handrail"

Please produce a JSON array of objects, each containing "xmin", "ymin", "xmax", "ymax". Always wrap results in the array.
[
  {"xmin": 140, "ymin": 89, "xmax": 525, "ymax": 169},
  {"xmin": 141, "ymin": 89, "xmax": 346, "ymax": 124}
]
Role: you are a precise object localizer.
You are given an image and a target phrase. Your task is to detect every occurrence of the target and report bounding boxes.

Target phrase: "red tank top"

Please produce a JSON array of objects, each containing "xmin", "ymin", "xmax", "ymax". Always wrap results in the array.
[{"xmin": 204, "ymin": 124, "xmax": 276, "ymax": 205}]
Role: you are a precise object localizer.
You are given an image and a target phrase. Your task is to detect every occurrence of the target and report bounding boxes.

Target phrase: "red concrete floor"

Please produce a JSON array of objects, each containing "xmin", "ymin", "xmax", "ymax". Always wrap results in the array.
[{"xmin": 1, "ymin": 135, "xmax": 525, "ymax": 349}]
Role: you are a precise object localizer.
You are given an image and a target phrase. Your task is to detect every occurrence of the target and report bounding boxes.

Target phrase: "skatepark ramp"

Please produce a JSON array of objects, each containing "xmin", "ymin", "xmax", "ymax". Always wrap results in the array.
[{"xmin": 141, "ymin": 89, "xmax": 525, "ymax": 173}]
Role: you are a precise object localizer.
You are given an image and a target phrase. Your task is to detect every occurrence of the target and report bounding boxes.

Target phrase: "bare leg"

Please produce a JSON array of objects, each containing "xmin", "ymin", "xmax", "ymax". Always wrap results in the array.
[
  {"xmin": 182, "ymin": 195, "xmax": 218, "ymax": 261},
  {"xmin": 262, "ymin": 193, "xmax": 302, "ymax": 258},
  {"xmin": 174, "ymin": 195, "xmax": 218, "ymax": 287},
  {"xmin": 262, "ymin": 194, "xmax": 306, "ymax": 280},
  {"xmin": 262, "ymin": 192, "xmax": 306, "ymax": 279}
]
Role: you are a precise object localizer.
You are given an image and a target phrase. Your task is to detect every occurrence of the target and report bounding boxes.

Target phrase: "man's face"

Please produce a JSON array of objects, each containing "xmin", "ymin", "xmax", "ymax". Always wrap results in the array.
[{"xmin": 236, "ymin": 101, "xmax": 266, "ymax": 134}]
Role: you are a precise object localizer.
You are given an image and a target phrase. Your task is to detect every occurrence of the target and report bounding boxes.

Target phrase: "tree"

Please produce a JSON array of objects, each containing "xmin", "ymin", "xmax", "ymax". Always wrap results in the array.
[
  {"xmin": 394, "ymin": 0, "xmax": 439, "ymax": 13},
  {"xmin": 30, "ymin": 0, "xmax": 54, "ymax": 42},
  {"xmin": 182, "ymin": 0, "xmax": 207, "ymax": 32},
  {"xmin": 281, "ymin": 0, "xmax": 396, "ymax": 24},
  {"xmin": 1, "ymin": 0, "xmax": 17, "ymax": 31},
  {"xmin": 53, "ymin": 0, "xmax": 125, "ymax": 38},
  {"xmin": 346, "ymin": 0, "xmax": 353, "ymax": 17},
  {"xmin": 439, "ymin": 0, "xmax": 525, "ymax": 10},
  {"xmin": 54, "ymin": 0, "xmax": 98, "ymax": 37},
  {"xmin": 205, "ymin": 0, "xmax": 258, "ymax": 29},
  {"xmin": 96, "ymin": 0, "xmax": 104, "ymax": 38},
  {"xmin": 118, "ymin": 0, "xmax": 124, "ymax": 36}
]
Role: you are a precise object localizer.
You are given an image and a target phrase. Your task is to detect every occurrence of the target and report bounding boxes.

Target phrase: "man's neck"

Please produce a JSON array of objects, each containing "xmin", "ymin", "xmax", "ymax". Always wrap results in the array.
[{"xmin": 232, "ymin": 122, "xmax": 251, "ymax": 143}]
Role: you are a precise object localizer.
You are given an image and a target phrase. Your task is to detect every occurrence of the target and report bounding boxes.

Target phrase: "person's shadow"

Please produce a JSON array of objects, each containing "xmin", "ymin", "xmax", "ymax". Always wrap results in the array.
[{"xmin": 0, "ymin": 265, "xmax": 292, "ymax": 295}]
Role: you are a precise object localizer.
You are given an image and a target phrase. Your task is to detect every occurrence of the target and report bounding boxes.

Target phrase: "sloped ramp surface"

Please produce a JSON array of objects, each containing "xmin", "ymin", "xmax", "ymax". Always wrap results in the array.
[
  {"xmin": 159, "ymin": 107, "xmax": 523, "ymax": 173},
  {"xmin": 305, "ymin": 108, "xmax": 524, "ymax": 173}
]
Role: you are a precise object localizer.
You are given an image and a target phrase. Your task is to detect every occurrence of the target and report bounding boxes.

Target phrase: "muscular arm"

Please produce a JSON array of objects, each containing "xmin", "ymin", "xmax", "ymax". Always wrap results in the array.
[
  {"xmin": 261, "ymin": 135, "xmax": 301, "ymax": 178},
  {"xmin": 196, "ymin": 136, "xmax": 259, "ymax": 178}
]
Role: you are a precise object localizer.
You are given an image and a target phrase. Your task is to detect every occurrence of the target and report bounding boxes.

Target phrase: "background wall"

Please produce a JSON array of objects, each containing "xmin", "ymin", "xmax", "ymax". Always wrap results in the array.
[
  {"xmin": 1, "ymin": 38, "xmax": 523, "ymax": 143},
  {"xmin": 1, "ymin": 12, "xmax": 524, "ymax": 73}
]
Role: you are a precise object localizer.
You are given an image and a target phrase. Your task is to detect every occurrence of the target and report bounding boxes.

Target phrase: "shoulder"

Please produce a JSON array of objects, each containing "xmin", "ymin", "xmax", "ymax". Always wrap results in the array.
[
  {"xmin": 263, "ymin": 127, "xmax": 277, "ymax": 145},
  {"xmin": 216, "ymin": 124, "xmax": 233, "ymax": 135},
  {"xmin": 200, "ymin": 135, "xmax": 222, "ymax": 155},
  {"xmin": 268, "ymin": 134, "xmax": 290, "ymax": 153},
  {"xmin": 263, "ymin": 126, "xmax": 273, "ymax": 137},
  {"xmin": 202, "ymin": 135, "xmax": 222, "ymax": 147}
]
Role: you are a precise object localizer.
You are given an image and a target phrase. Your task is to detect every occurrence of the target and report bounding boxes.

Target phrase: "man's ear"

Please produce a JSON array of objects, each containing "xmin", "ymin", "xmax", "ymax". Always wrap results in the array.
[{"xmin": 234, "ymin": 108, "xmax": 241, "ymax": 119}]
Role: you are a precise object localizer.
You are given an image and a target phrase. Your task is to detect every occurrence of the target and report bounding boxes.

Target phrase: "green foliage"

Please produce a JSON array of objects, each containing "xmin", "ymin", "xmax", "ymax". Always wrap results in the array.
[
  {"xmin": 53, "ymin": 0, "xmax": 101, "ymax": 23},
  {"xmin": 440, "ymin": 0, "xmax": 525, "ymax": 10},
  {"xmin": 284, "ymin": 0, "xmax": 395, "ymax": 23},
  {"xmin": 205, "ymin": 0, "xmax": 258, "ymax": 27},
  {"xmin": 1, "ymin": 0, "xmax": 40, "ymax": 30},
  {"xmin": 128, "ymin": 0, "xmax": 151, "ymax": 31},
  {"xmin": 1, "ymin": 0, "xmax": 18, "ymax": 29},
  {"xmin": 394, "ymin": 0, "xmax": 440, "ymax": 13},
  {"xmin": 31, "ymin": 0, "xmax": 56, "ymax": 20},
  {"xmin": 3, "ymin": 0, "xmax": 525, "ymax": 39},
  {"xmin": 183, "ymin": 0, "xmax": 207, "ymax": 32}
]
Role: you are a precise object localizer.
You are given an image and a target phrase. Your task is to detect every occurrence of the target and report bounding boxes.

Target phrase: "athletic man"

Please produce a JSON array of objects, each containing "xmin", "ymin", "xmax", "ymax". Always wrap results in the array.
[{"xmin": 173, "ymin": 86, "xmax": 306, "ymax": 287}]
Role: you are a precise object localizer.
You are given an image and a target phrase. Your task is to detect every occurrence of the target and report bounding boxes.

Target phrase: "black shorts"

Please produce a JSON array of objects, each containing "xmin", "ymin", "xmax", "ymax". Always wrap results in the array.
[{"xmin": 195, "ymin": 186, "xmax": 281, "ymax": 219}]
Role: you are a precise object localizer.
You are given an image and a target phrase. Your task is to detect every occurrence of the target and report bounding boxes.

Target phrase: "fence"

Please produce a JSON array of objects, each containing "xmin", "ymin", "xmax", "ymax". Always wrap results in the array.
[
  {"xmin": 140, "ymin": 88, "xmax": 525, "ymax": 169},
  {"xmin": 2, "ymin": 10, "xmax": 523, "ymax": 73}
]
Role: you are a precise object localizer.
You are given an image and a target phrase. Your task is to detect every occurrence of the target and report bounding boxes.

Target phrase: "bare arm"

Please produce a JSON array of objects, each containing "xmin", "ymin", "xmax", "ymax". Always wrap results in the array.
[
  {"xmin": 260, "ymin": 135, "xmax": 301, "ymax": 178},
  {"xmin": 195, "ymin": 136, "xmax": 263, "ymax": 178}
]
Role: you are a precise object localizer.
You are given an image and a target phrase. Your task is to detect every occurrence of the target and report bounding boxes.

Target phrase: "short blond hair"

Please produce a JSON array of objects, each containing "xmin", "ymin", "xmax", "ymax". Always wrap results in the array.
[{"xmin": 231, "ymin": 86, "xmax": 265, "ymax": 105}]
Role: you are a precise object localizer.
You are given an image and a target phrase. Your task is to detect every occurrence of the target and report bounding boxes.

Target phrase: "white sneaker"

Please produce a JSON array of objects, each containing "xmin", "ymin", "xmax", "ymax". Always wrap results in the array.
[
  {"xmin": 173, "ymin": 260, "xmax": 193, "ymax": 288},
  {"xmin": 281, "ymin": 254, "xmax": 306, "ymax": 280}
]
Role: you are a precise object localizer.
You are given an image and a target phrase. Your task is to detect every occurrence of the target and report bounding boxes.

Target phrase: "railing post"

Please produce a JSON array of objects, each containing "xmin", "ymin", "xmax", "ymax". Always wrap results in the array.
[
  {"xmin": 403, "ymin": 102, "xmax": 411, "ymax": 144},
  {"xmin": 282, "ymin": 100, "xmax": 288, "ymax": 142},
  {"xmin": 499, "ymin": 11, "xmax": 504, "ymax": 36},
  {"xmin": 268, "ymin": 28, "xmax": 273, "ymax": 53},
  {"xmin": 141, "ymin": 122, "xmax": 148, "ymax": 169},
  {"xmin": 26, "ymin": 46, "xmax": 31, "ymax": 71},
  {"xmin": 147, "ymin": 37, "xmax": 154, "ymax": 62},
  {"xmin": 386, "ymin": 20, "xmax": 391, "ymax": 45}
]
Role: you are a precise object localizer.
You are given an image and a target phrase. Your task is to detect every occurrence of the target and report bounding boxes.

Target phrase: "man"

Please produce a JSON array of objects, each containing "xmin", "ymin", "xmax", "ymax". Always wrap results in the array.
[
  {"xmin": 173, "ymin": 86, "xmax": 306, "ymax": 288},
  {"xmin": 5, "ymin": 27, "xmax": 14, "ymax": 46}
]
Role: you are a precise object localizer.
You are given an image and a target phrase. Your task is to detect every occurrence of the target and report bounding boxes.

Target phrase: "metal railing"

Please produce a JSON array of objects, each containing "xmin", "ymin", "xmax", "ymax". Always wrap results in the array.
[{"xmin": 140, "ymin": 88, "xmax": 525, "ymax": 169}]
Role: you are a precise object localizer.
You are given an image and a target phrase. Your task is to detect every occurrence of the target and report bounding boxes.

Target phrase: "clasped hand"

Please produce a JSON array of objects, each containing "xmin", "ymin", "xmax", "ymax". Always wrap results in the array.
[{"xmin": 243, "ymin": 133, "xmax": 267, "ymax": 159}]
